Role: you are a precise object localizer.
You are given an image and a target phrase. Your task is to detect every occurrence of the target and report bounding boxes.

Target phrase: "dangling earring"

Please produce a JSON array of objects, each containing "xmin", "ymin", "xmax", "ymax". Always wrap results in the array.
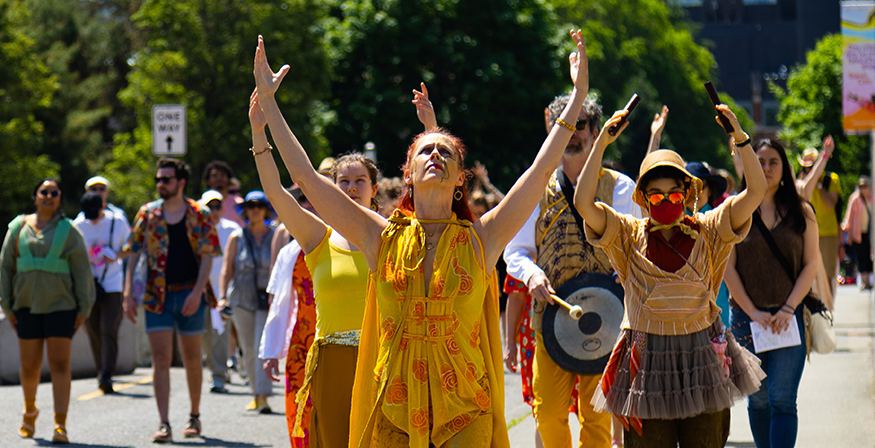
[
  {"xmin": 454, "ymin": 188, "xmax": 463, "ymax": 201},
  {"xmin": 780, "ymin": 179, "xmax": 784, "ymax": 186}
]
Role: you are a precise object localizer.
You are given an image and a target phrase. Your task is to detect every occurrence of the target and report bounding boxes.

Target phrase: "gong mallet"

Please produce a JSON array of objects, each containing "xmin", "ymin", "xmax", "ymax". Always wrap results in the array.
[{"xmin": 550, "ymin": 294, "xmax": 584, "ymax": 320}]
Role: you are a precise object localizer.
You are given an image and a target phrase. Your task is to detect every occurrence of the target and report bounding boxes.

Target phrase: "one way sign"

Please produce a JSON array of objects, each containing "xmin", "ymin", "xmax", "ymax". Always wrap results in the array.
[{"xmin": 152, "ymin": 105, "xmax": 187, "ymax": 156}]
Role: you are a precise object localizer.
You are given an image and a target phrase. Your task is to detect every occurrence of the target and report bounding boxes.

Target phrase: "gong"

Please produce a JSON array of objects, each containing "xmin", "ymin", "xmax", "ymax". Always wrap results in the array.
[{"xmin": 542, "ymin": 272, "xmax": 624, "ymax": 375}]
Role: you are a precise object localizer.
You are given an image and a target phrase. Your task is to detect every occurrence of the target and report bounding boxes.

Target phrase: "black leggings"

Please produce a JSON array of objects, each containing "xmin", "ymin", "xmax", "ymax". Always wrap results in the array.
[{"xmin": 852, "ymin": 233, "xmax": 873, "ymax": 273}]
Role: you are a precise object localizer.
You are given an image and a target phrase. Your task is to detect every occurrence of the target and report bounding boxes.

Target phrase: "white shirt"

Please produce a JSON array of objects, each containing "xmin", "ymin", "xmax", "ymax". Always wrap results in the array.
[
  {"xmin": 73, "ymin": 209, "xmax": 131, "ymax": 293},
  {"xmin": 503, "ymin": 171, "xmax": 640, "ymax": 285},
  {"xmin": 260, "ymin": 239, "xmax": 302, "ymax": 360},
  {"xmin": 210, "ymin": 218, "xmax": 241, "ymax": 296}
]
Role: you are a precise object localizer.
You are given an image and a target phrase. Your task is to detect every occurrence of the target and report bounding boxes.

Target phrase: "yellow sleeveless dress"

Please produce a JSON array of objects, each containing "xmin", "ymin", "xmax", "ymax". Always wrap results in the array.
[{"xmin": 349, "ymin": 211, "xmax": 509, "ymax": 448}]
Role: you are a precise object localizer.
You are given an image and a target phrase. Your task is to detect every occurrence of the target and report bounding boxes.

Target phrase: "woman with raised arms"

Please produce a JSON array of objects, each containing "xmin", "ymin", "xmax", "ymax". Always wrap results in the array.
[
  {"xmin": 573, "ymin": 105, "xmax": 768, "ymax": 447},
  {"xmin": 252, "ymin": 30, "xmax": 587, "ymax": 447},
  {"xmin": 249, "ymin": 98, "xmax": 378, "ymax": 445}
]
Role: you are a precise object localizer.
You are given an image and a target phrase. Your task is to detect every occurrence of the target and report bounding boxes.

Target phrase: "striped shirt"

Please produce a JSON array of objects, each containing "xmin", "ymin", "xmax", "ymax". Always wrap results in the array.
[{"xmin": 585, "ymin": 196, "xmax": 750, "ymax": 336}]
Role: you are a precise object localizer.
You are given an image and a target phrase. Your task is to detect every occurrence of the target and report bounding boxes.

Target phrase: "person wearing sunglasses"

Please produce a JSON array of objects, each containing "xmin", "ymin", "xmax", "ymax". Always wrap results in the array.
[
  {"xmin": 197, "ymin": 190, "xmax": 241, "ymax": 395},
  {"xmin": 574, "ymin": 105, "xmax": 768, "ymax": 447},
  {"xmin": 501, "ymin": 89, "xmax": 640, "ymax": 447},
  {"xmin": 219, "ymin": 191, "xmax": 276, "ymax": 414},
  {"xmin": 0, "ymin": 178, "xmax": 95, "ymax": 443},
  {"xmin": 122, "ymin": 158, "xmax": 222, "ymax": 443}
]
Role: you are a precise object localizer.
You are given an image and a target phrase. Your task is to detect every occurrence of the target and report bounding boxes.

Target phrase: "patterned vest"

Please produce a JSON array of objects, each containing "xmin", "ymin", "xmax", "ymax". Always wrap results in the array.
[{"xmin": 531, "ymin": 168, "xmax": 618, "ymax": 331}]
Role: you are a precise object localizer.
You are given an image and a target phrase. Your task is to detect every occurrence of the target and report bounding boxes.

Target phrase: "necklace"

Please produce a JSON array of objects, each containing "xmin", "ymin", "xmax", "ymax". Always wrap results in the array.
[{"xmin": 424, "ymin": 225, "xmax": 437, "ymax": 250}]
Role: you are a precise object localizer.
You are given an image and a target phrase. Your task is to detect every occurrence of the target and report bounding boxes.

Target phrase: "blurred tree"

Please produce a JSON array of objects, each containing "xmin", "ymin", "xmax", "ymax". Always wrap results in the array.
[
  {"xmin": 771, "ymin": 33, "xmax": 868, "ymax": 202},
  {"xmin": 317, "ymin": 0, "xmax": 564, "ymax": 186},
  {"xmin": 551, "ymin": 0, "xmax": 752, "ymax": 177},
  {"xmin": 18, "ymin": 0, "xmax": 141, "ymax": 217},
  {"xmin": 109, "ymin": 0, "xmax": 331, "ymax": 213},
  {"xmin": 0, "ymin": 1, "xmax": 60, "ymax": 227}
]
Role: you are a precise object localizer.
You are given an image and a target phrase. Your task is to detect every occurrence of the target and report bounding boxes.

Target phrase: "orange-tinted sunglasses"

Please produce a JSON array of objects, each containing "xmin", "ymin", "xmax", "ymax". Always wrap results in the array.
[{"xmin": 647, "ymin": 192, "xmax": 685, "ymax": 206}]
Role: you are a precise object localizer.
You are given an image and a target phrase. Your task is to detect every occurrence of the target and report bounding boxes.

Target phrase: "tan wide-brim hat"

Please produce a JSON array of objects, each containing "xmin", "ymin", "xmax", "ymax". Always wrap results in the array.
[
  {"xmin": 797, "ymin": 147, "xmax": 819, "ymax": 167},
  {"xmin": 634, "ymin": 149, "xmax": 703, "ymax": 209}
]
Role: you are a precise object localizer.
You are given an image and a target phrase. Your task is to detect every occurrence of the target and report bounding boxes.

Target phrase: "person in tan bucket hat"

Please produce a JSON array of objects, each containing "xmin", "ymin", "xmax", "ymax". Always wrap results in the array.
[{"xmin": 572, "ymin": 104, "xmax": 768, "ymax": 447}]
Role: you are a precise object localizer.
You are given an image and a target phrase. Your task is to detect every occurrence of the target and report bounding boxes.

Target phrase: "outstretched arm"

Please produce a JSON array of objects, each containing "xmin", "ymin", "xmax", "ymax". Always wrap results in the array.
[
  {"xmin": 249, "ymin": 89, "xmax": 327, "ymax": 254},
  {"xmin": 476, "ymin": 30, "xmax": 588, "ymax": 266},
  {"xmin": 253, "ymin": 36, "xmax": 386, "ymax": 268},
  {"xmin": 472, "ymin": 161, "xmax": 505, "ymax": 201},
  {"xmin": 798, "ymin": 135, "xmax": 835, "ymax": 203},
  {"xmin": 573, "ymin": 111, "xmax": 629, "ymax": 236},
  {"xmin": 646, "ymin": 105, "xmax": 668, "ymax": 156},
  {"xmin": 718, "ymin": 105, "xmax": 766, "ymax": 230}
]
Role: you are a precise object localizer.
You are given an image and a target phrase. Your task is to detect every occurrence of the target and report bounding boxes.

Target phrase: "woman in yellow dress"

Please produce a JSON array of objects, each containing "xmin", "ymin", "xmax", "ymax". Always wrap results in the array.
[{"xmin": 251, "ymin": 30, "xmax": 588, "ymax": 447}]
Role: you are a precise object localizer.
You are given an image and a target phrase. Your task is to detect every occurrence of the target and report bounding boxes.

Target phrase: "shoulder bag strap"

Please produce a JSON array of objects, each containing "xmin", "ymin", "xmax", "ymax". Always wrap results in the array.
[
  {"xmin": 242, "ymin": 228, "xmax": 260, "ymax": 287},
  {"xmin": 751, "ymin": 211, "xmax": 825, "ymax": 313},
  {"xmin": 558, "ymin": 169, "xmax": 586, "ymax": 236},
  {"xmin": 100, "ymin": 210, "xmax": 115, "ymax": 283}
]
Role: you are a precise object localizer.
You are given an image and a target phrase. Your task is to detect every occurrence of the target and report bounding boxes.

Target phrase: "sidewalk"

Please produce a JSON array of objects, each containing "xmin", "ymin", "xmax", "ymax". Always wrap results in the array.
[{"xmin": 503, "ymin": 284, "xmax": 875, "ymax": 447}]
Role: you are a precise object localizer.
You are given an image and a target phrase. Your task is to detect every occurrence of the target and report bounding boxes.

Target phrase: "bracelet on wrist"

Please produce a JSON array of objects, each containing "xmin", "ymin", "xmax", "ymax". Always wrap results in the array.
[
  {"xmin": 250, "ymin": 145, "xmax": 273, "ymax": 156},
  {"xmin": 734, "ymin": 135, "xmax": 751, "ymax": 148},
  {"xmin": 555, "ymin": 118, "xmax": 576, "ymax": 132}
]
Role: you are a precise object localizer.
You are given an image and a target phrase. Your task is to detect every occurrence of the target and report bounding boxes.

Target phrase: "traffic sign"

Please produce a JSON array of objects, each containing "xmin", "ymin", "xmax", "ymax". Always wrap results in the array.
[{"xmin": 152, "ymin": 105, "xmax": 186, "ymax": 156}]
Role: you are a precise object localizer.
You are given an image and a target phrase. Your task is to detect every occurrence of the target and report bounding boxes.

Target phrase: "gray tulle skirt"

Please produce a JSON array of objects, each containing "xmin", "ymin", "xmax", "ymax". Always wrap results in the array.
[{"xmin": 591, "ymin": 321, "xmax": 766, "ymax": 420}]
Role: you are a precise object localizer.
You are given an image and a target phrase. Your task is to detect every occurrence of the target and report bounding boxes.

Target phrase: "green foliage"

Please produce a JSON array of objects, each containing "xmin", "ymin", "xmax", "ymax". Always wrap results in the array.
[
  {"xmin": 772, "ymin": 33, "xmax": 869, "ymax": 201},
  {"xmin": 112, "ymin": 0, "xmax": 330, "ymax": 212},
  {"xmin": 18, "ymin": 0, "xmax": 140, "ymax": 216},
  {"xmin": 316, "ymin": 0, "xmax": 564, "ymax": 185},
  {"xmin": 551, "ymin": 0, "xmax": 751, "ymax": 175},
  {"xmin": 0, "ymin": 1, "xmax": 60, "ymax": 227}
]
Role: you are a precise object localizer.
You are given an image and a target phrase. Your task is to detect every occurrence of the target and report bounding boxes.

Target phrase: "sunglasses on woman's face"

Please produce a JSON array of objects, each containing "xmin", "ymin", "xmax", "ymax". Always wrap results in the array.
[
  {"xmin": 244, "ymin": 202, "xmax": 266, "ymax": 209},
  {"xmin": 647, "ymin": 192, "xmax": 685, "ymax": 206},
  {"xmin": 38, "ymin": 189, "xmax": 60, "ymax": 198}
]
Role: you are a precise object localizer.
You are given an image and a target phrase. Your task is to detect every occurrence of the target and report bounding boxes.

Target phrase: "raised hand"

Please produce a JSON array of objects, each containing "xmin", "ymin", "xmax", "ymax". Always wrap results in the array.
[
  {"xmin": 253, "ymin": 35, "xmax": 290, "ymax": 98},
  {"xmin": 823, "ymin": 135, "xmax": 835, "ymax": 159},
  {"xmin": 595, "ymin": 110, "xmax": 630, "ymax": 147},
  {"xmin": 714, "ymin": 104, "xmax": 746, "ymax": 142},
  {"xmin": 250, "ymin": 88, "xmax": 267, "ymax": 131},
  {"xmin": 569, "ymin": 29, "xmax": 588, "ymax": 94},
  {"xmin": 651, "ymin": 106, "xmax": 669, "ymax": 135},
  {"xmin": 412, "ymin": 82, "xmax": 437, "ymax": 131}
]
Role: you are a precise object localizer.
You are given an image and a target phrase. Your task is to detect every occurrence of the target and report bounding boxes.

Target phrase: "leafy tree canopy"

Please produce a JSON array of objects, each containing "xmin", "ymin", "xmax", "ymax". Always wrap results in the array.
[{"xmin": 772, "ymin": 33, "xmax": 869, "ymax": 203}]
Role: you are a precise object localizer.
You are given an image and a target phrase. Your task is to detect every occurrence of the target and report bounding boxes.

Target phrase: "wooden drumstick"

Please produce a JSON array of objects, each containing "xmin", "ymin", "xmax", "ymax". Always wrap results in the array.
[{"xmin": 550, "ymin": 294, "xmax": 583, "ymax": 320}]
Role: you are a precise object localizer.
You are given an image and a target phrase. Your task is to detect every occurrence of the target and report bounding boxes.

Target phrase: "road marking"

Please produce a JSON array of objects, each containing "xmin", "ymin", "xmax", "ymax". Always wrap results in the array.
[{"xmin": 77, "ymin": 377, "xmax": 152, "ymax": 401}]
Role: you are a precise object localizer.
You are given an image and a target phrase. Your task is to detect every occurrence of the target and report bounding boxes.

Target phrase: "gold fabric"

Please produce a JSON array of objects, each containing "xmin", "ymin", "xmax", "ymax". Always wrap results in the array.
[
  {"xmin": 310, "ymin": 344, "xmax": 358, "ymax": 448},
  {"xmin": 293, "ymin": 329, "xmax": 361, "ymax": 437},
  {"xmin": 348, "ymin": 211, "xmax": 509, "ymax": 448}
]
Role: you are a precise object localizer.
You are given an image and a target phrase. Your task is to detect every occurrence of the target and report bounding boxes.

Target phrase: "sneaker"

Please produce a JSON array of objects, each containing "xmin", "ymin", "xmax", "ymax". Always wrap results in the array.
[
  {"xmin": 152, "ymin": 423, "xmax": 172, "ymax": 444},
  {"xmin": 245, "ymin": 399, "xmax": 258, "ymax": 411},
  {"xmin": 209, "ymin": 385, "xmax": 228, "ymax": 394},
  {"xmin": 183, "ymin": 415, "xmax": 201, "ymax": 438}
]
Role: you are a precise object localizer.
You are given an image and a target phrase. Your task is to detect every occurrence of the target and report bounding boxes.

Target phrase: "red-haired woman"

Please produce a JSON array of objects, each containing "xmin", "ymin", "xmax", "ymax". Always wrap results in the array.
[{"xmin": 251, "ymin": 30, "xmax": 588, "ymax": 446}]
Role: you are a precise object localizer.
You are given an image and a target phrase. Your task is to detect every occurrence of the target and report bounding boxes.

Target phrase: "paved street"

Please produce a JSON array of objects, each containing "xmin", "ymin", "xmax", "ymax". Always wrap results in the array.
[{"xmin": 0, "ymin": 284, "xmax": 872, "ymax": 447}]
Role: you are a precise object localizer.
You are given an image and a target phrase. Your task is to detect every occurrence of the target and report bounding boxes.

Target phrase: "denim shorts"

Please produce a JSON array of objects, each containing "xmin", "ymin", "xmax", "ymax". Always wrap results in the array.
[{"xmin": 145, "ymin": 289, "xmax": 206, "ymax": 336}]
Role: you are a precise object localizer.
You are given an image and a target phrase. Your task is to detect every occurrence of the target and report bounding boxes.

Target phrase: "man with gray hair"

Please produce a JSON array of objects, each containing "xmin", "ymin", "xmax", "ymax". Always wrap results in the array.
[{"xmin": 504, "ymin": 91, "xmax": 640, "ymax": 447}]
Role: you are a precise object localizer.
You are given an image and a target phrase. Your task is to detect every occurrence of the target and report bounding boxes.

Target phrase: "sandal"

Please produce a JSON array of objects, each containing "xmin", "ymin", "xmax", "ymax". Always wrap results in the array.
[
  {"xmin": 52, "ymin": 425, "xmax": 69, "ymax": 444},
  {"xmin": 18, "ymin": 408, "xmax": 39, "ymax": 439}
]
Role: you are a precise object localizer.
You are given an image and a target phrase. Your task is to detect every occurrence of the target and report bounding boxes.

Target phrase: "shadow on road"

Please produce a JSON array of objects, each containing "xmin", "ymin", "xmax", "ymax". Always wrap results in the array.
[
  {"xmin": 725, "ymin": 443, "xmax": 757, "ymax": 448},
  {"xmin": 33, "ymin": 439, "xmax": 134, "ymax": 448},
  {"xmin": 172, "ymin": 436, "xmax": 270, "ymax": 447}
]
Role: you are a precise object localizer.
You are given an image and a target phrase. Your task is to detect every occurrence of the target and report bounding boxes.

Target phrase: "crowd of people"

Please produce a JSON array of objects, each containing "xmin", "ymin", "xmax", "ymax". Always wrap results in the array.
[{"xmin": 0, "ymin": 31, "xmax": 871, "ymax": 448}]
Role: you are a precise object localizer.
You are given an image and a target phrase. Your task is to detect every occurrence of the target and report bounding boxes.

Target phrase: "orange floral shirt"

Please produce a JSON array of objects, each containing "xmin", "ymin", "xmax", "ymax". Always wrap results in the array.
[{"xmin": 374, "ymin": 211, "xmax": 490, "ymax": 447}]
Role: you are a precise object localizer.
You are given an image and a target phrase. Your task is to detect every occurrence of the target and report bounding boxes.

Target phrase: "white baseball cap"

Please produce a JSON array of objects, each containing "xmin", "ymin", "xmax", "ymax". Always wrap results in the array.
[
  {"xmin": 84, "ymin": 176, "xmax": 110, "ymax": 190},
  {"xmin": 199, "ymin": 189, "xmax": 224, "ymax": 206}
]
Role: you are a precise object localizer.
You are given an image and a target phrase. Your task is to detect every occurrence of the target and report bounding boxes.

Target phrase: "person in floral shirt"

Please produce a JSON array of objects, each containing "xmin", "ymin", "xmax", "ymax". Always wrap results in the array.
[{"xmin": 122, "ymin": 157, "xmax": 221, "ymax": 443}]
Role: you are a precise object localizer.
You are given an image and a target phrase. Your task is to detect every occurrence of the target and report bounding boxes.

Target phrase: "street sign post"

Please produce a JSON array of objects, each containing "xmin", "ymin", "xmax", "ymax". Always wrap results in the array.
[{"xmin": 151, "ymin": 104, "xmax": 186, "ymax": 156}]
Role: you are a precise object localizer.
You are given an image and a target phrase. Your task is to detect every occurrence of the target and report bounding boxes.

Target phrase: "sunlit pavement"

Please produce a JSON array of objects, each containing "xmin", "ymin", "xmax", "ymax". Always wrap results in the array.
[{"xmin": 0, "ymin": 284, "xmax": 872, "ymax": 447}]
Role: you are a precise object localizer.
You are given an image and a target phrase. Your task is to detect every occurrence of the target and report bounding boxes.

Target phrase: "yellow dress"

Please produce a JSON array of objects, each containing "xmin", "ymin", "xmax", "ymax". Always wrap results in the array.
[{"xmin": 349, "ymin": 211, "xmax": 509, "ymax": 448}]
